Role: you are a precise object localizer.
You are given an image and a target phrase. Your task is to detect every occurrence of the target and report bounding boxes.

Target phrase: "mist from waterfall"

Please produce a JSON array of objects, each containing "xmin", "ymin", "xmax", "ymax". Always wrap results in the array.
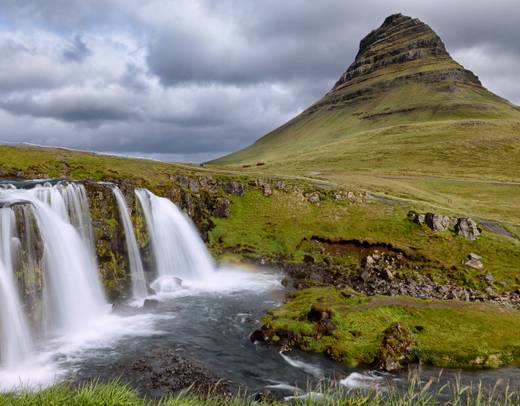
[
  {"xmin": 135, "ymin": 189, "xmax": 214, "ymax": 292},
  {"xmin": 112, "ymin": 187, "xmax": 148, "ymax": 300}
]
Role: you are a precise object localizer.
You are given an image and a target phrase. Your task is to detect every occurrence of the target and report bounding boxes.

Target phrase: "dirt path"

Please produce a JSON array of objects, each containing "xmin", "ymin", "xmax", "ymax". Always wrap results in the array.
[{"xmin": 376, "ymin": 174, "xmax": 520, "ymax": 186}]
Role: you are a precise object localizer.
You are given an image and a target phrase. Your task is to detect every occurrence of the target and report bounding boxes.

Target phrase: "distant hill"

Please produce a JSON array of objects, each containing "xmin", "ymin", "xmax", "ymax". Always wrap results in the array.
[{"xmin": 212, "ymin": 14, "xmax": 520, "ymax": 181}]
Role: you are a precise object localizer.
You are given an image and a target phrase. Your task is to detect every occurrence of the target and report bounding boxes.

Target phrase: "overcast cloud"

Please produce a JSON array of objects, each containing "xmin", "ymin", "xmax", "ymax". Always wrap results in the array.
[{"xmin": 0, "ymin": 0, "xmax": 518, "ymax": 162}]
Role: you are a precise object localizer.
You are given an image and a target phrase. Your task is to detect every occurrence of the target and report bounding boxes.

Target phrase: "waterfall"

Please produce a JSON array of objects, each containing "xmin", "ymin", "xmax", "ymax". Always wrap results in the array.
[
  {"xmin": 0, "ymin": 208, "xmax": 34, "ymax": 367},
  {"xmin": 0, "ymin": 183, "xmax": 108, "ymax": 336},
  {"xmin": 135, "ymin": 189, "xmax": 214, "ymax": 291},
  {"xmin": 61, "ymin": 183, "xmax": 97, "ymax": 258},
  {"xmin": 112, "ymin": 187, "xmax": 148, "ymax": 300}
]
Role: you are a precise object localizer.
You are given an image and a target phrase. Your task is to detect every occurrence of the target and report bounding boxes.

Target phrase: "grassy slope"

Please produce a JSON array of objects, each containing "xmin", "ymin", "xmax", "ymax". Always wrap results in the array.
[
  {"xmin": 209, "ymin": 189, "xmax": 520, "ymax": 291},
  {"xmin": 261, "ymin": 288, "xmax": 520, "ymax": 368},
  {"xmin": 209, "ymin": 64, "xmax": 520, "ymax": 228},
  {"xmin": 212, "ymin": 78, "xmax": 520, "ymax": 177}
]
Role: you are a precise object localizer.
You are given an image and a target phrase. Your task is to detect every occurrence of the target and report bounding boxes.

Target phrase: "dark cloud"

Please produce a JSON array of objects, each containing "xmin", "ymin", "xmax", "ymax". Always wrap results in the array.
[
  {"xmin": 0, "ymin": 0, "xmax": 518, "ymax": 162},
  {"xmin": 62, "ymin": 35, "xmax": 90, "ymax": 62}
]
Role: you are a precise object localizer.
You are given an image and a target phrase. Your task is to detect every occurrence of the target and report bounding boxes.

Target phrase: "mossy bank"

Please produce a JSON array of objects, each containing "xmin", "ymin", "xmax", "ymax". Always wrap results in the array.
[{"xmin": 254, "ymin": 287, "xmax": 520, "ymax": 370}]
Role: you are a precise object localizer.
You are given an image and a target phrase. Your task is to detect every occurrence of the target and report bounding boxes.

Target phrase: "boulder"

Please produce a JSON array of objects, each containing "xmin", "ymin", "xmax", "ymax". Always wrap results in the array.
[
  {"xmin": 464, "ymin": 252, "xmax": 483, "ymax": 269},
  {"xmin": 455, "ymin": 218, "xmax": 481, "ymax": 240},
  {"xmin": 223, "ymin": 181, "xmax": 245, "ymax": 196},
  {"xmin": 305, "ymin": 192, "xmax": 320, "ymax": 204},
  {"xmin": 407, "ymin": 210, "xmax": 425, "ymax": 225},
  {"xmin": 425, "ymin": 213, "xmax": 450, "ymax": 231}
]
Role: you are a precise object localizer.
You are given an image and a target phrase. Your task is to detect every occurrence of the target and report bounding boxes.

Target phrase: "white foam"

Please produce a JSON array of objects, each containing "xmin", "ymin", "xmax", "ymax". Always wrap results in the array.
[
  {"xmin": 279, "ymin": 353, "xmax": 323, "ymax": 378},
  {"xmin": 340, "ymin": 371, "xmax": 384, "ymax": 389},
  {"xmin": 150, "ymin": 266, "xmax": 282, "ymax": 300}
]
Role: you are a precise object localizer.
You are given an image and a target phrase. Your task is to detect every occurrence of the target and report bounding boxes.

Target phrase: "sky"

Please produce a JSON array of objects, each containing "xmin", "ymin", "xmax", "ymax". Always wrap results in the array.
[{"xmin": 0, "ymin": 0, "xmax": 518, "ymax": 162}]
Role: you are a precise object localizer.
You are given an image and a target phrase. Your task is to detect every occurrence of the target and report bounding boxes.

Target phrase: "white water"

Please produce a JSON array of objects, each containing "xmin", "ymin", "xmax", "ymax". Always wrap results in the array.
[
  {"xmin": 0, "ymin": 208, "xmax": 34, "ymax": 367},
  {"xmin": 112, "ymin": 187, "xmax": 148, "ymax": 300},
  {"xmin": 0, "ymin": 184, "xmax": 108, "ymax": 335},
  {"xmin": 135, "ymin": 189, "xmax": 214, "ymax": 291},
  {"xmin": 280, "ymin": 352, "xmax": 323, "ymax": 378},
  {"xmin": 340, "ymin": 371, "xmax": 385, "ymax": 389}
]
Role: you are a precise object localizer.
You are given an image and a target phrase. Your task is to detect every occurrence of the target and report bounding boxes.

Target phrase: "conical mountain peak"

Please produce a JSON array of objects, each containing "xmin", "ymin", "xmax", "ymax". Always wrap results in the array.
[
  {"xmin": 212, "ymin": 14, "xmax": 520, "ymax": 169},
  {"xmin": 332, "ymin": 13, "xmax": 481, "ymax": 93}
]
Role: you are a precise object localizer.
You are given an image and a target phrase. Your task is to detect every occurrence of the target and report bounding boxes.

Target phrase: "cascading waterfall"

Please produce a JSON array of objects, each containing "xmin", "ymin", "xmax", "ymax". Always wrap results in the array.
[
  {"xmin": 135, "ymin": 189, "xmax": 214, "ymax": 292},
  {"xmin": 0, "ymin": 208, "xmax": 34, "ymax": 367},
  {"xmin": 61, "ymin": 183, "xmax": 97, "ymax": 258},
  {"xmin": 0, "ymin": 183, "xmax": 108, "ymax": 337},
  {"xmin": 112, "ymin": 187, "xmax": 148, "ymax": 300}
]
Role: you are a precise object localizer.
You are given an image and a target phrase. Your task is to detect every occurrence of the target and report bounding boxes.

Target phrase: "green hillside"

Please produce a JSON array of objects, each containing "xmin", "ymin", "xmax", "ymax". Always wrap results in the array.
[{"xmin": 212, "ymin": 14, "xmax": 520, "ymax": 181}]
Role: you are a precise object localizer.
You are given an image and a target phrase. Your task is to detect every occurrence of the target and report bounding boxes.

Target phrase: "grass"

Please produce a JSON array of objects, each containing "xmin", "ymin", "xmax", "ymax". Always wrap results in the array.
[
  {"xmin": 260, "ymin": 287, "xmax": 520, "ymax": 369},
  {"xmin": 0, "ymin": 145, "xmax": 247, "ymax": 187},
  {"xmin": 209, "ymin": 189, "xmax": 520, "ymax": 291},
  {"xmin": 0, "ymin": 378, "xmax": 519, "ymax": 405}
]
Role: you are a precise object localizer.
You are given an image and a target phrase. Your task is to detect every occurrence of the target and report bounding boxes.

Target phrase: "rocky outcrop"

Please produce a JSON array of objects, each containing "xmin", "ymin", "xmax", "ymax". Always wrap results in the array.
[
  {"xmin": 425, "ymin": 213, "xmax": 451, "ymax": 231},
  {"xmin": 377, "ymin": 322, "xmax": 415, "ymax": 371},
  {"xmin": 408, "ymin": 211, "xmax": 481, "ymax": 240},
  {"xmin": 455, "ymin": 218, "xmax": 481, "ymax": 240}
]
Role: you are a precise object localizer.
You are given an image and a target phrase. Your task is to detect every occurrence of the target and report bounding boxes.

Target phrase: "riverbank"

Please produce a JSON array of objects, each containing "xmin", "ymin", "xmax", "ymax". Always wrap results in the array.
[{"xmin": 252, "ymin": 287, "xmax": 520, "ymax": 370}]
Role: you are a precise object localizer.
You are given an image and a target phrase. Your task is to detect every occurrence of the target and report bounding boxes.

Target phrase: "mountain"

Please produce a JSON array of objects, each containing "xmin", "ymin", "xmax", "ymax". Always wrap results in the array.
[{"xmin": 211, "ymin": 14, "xmax": 520, "ymax": 181}]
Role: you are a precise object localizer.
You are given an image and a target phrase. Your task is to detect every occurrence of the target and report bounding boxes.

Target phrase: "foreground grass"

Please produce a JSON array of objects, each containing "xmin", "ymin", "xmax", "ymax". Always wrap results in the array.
[
  {"xmin": 261, "ymin": 288, "xmax": 520, "ymax": 369},
  {"xmin": 1, "ymin": 379, "xmax": 519, "ymax": 405}
]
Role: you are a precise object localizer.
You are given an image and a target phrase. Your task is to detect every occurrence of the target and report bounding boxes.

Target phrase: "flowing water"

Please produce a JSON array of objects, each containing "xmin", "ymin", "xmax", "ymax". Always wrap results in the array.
[
  {"xmin": 0, "ymin": 208, "xmax": 34, "ymax": 367},
  {"xmin": 135, "ymin": 189, "xmax": 214, "ymax": 292},
  {"xmin": 112, "ymin": 187, "xmax": 148, "ymax": 301},
  {"xmin": 0, "ymin": 180, "xmax": 518, "ymax": 397}
]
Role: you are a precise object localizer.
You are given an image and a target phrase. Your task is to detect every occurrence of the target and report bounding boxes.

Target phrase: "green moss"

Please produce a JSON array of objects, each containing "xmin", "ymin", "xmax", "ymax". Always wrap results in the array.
[{"xmin": 261, "ymin": 287, "xmax": 520, "ymax": 369}]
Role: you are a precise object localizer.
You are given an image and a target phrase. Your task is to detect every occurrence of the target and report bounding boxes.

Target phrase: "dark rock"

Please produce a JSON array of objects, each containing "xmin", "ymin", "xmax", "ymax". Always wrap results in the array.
[
  {"xmin": 214, "ymin": 197, "xmax": 230, "ymax": 218},
  {"xmin": 223, "ymin": 181, "xmax": 245, "ymax": 196},
  {"xmin": 455, "ymin": 218, "xmax": 481, "ymax": 240},
  {"xmin": 250, "ymin": 324, "xmax": 274, "ymax": 343},
  {"xmin": 142, "ymin": 299, "xmax": 159, "ymax": 309},
  {"xmin": 254, "ymin": 390, "xmax": 275, "ymax": 403},
  {"xmin": 94, "ymin": 346, "xmax": 231, "ymax": 400},
  {"xmin": 303, "ymin": 254, "xmax": 315, "ymax": 264},
  {"xmin": 308, "ymin": 303, "xmax": 332, "ymax": 321},
  {"xmin": 350, "ymin": 330, "xmax": 362, "ymax": 337}
]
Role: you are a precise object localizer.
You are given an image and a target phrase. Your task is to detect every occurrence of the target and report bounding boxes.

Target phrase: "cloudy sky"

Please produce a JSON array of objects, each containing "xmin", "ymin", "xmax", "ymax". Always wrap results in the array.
[{"xmin": 0, "ymin": 0, "xmax": 518, "ymax": 162}]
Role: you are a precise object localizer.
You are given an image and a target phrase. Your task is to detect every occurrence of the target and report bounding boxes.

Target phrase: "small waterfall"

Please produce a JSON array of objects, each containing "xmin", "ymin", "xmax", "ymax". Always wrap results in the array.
[
  {"xmin": 112, "ymin": 187, "xmax": 148, "ymax": 300},
  {"xmin": 0, "ymin": 208, "xmax": 34, "ymax": 367},
  {"xmin": 135, "ymin": 189, "xmax": 214, "ymax": 291}
]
